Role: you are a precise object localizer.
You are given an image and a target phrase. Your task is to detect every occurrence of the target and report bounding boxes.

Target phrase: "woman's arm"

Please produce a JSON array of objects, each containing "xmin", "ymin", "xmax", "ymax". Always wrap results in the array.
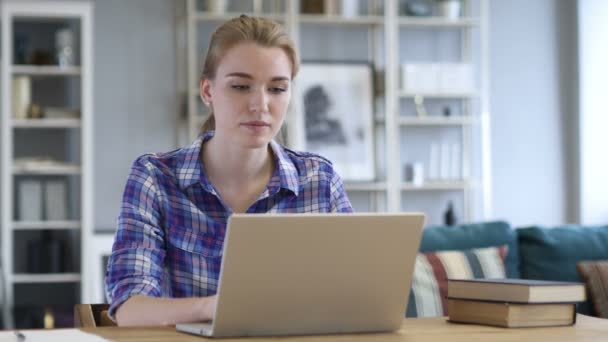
[{"xmin": 115, "ymin": 294, "xmax": 217, "ymax": 326}]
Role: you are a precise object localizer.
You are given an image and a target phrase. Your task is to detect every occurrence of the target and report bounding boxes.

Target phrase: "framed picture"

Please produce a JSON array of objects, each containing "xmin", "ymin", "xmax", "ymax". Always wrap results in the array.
[{"xmin": 296, "ymin": 62, "xmax": 375, "ymax": 181}]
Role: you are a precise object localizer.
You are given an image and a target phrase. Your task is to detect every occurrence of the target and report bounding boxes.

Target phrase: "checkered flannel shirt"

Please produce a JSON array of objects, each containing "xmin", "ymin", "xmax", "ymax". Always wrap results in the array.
[{"xmin": 105, "ymin": 131, "xmax": 354, "ymax": 318}]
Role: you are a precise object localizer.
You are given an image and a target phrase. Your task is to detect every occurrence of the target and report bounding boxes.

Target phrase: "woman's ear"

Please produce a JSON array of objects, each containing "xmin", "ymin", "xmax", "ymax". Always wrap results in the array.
[{"xmin": 200, "ymin": 78, "xmax": 212, "ymax": 106}]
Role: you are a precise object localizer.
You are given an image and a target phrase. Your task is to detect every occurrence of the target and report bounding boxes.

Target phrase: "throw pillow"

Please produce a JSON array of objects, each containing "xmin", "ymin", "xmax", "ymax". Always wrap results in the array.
[
  {"xmin": 577, "ymin": 260, "xmax": 608, "ymax": 318},
  {"xmin": 518, "ymin": 225, "xmax": 608, "ymax": 315},
  {"xmin": 421, "ymin": 221, "xmax": 519, "ymax": 278},
  {"xmin": 406, "ymin": 245, "xmax": 507, "ymax": 317}
]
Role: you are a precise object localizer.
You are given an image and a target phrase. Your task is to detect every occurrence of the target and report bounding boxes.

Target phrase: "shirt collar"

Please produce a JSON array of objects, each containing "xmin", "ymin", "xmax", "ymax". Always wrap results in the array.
[
  {"xmin": 269, "ymin": 139, "xmax": 300, "ymax": 196},
  {"xmin": 176, "ymin": 131, "xmax": 299, "ymax": 196}
]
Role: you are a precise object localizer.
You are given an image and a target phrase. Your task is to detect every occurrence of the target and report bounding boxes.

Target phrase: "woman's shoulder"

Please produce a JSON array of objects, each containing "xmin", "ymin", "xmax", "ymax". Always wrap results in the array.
[
  {"xmin": 129, "ymin": 144, "xmax": 195, "ymax": 181},
  {"xmin": 278, "ymin": 145, "xmax": 337, "ymax": 178}
]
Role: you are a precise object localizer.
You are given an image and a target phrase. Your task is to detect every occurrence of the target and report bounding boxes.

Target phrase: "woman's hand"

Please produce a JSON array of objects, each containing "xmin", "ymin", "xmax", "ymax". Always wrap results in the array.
[
  {"xmin": 200, "ymin": 294, "xmax": 218, "ymax": 321},
  {"xmin": 116, "ymin": 294, "xmax": 219, "ymax": 326}
]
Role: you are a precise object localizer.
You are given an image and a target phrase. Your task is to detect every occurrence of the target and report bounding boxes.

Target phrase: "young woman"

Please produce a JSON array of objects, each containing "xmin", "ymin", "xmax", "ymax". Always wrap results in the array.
[{"xmin": 105, "ymin": 15, "xmax": 353, "ymax": 326}]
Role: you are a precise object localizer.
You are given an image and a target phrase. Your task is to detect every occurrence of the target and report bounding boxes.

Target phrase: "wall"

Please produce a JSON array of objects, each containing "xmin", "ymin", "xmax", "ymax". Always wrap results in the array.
[
  {"xmin": 489, "ymin": 0, "xmax": 577, "ymax": 227},
  {"xmin": 93, "ymin": 0, "xmax": 178, "ymax": 231}
]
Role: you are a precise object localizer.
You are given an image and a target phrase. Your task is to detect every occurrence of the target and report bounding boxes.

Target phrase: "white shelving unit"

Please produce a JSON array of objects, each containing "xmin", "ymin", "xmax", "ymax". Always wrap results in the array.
[
  {"xmin": 181, "ymin": 0, "xmax": 490, "ymax": 222},
  {"xmin": 1, "ymin": 2, "xmax": 93, "ymax": 329},
  {"xmin": 392, "ymin": 0, "xmax": 490, "ymax": 221},
  {"xmin": 12, "ymin": 65, "xmax": 81, "ymax": 76}
]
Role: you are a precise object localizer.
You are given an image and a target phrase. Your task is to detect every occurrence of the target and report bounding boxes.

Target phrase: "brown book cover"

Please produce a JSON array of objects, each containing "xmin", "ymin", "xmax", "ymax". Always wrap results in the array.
[
  {"xmin": 447, "ymin": 278, "xmax": 586, "ymax": 303},
  {"xmin": 447, "ymin": 298, "xmax": 577, "ymax": 328}
]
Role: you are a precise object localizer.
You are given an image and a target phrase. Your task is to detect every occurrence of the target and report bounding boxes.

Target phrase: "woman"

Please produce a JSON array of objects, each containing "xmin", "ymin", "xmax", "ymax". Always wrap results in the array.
[{"xmin": 105, "ymin": 15, "xmax": 353, "ymax": 326}]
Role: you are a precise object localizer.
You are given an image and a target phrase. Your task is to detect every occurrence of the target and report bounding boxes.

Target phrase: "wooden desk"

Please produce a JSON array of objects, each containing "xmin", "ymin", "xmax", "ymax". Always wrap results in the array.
[{"xmin": 84, "ymin": 315, "xmax": 608, "ymax": 342}]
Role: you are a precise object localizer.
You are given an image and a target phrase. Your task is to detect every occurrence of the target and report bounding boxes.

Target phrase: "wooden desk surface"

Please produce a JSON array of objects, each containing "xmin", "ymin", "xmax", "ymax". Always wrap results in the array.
[{"xmin": 82, "ymin": 314, "xmax": 608, "ymax": 342}]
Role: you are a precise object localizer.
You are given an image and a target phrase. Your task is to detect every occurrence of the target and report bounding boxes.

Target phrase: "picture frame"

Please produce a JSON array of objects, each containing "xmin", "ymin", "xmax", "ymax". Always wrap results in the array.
[{"xmin": 296, "ymin": 62, "xmax": 375, "ymax": 182}]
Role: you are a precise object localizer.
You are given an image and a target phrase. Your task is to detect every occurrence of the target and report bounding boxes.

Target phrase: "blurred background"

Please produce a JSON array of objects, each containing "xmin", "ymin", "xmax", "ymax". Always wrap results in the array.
[{"xmin": 0, "ymin": 0, "xmax": 605, "ymax": 330}]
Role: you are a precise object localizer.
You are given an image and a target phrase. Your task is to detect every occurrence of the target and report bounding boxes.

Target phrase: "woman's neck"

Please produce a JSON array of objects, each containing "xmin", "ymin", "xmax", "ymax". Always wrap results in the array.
[{"xmin": 201, "ymin": 135, "xmax": 273, "ymax": 190}]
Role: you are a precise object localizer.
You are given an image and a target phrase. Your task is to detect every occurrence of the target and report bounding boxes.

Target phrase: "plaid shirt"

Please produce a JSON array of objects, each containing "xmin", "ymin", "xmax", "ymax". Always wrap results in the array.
[{"xmin": 105, "ymin": 132, "xmax": 353, "ymax": 318}]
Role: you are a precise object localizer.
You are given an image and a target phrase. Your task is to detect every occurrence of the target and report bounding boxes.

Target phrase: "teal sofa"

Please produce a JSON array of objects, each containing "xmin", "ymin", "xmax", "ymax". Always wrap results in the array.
[{"xmin": 418, "ymin": 221, "xmax": 608, "ymax": 316}]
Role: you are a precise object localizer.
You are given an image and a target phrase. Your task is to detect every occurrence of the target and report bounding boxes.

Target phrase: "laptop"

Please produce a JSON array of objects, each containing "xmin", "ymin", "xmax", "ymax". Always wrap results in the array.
[{"xmin": 176, "ymin": 213, "xmax": 425, "ymax": 338}]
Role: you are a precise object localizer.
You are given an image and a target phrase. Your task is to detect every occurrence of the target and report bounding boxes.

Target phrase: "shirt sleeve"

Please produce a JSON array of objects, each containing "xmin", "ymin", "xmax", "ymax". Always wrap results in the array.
[
  {"xmin": 329, "ymin": 169, "xmax": 354, "ymax": 213},
  {"xmin": 105, "ymin": 157, "xmax": 167, "ymax": 320}
]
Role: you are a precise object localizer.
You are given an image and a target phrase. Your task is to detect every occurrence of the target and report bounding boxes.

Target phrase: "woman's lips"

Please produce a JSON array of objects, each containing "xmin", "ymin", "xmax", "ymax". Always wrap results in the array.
[{"xmin": 241, "ymin": 121, "xmax": 270, "ymax": 133}]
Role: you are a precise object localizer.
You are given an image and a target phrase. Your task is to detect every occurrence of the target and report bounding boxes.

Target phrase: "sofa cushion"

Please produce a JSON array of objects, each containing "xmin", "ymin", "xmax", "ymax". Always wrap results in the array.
[
  {"xmin": 420, "ymin": 221, "xmax": 519, "ymax": 278},
  {"xmin": 406, "ymin": 245, "xmax": 507, "ymax": 317},
  {"xmin": 518, "ymin": 225, "xmax": 608, "ymax": 315},
  {"xmin": 577, "ymin": 260, "xmax": 608, "ymax": 318}
]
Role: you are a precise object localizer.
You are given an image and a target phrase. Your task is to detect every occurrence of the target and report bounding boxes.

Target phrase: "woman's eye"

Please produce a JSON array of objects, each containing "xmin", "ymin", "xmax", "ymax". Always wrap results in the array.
[
  {"xmin": 269, "ymin": 87, "xmax": 287, "ymax": 94},
  {"xmin": 231, "ymin": 85, "xmax": 250, "ymax": 91}
]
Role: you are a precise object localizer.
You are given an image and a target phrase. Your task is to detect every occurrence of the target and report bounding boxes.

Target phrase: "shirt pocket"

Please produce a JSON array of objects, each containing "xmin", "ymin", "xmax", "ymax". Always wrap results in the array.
[{"xmin": 167, "ymin": 224, "xmax": 224, "ymax": 258}]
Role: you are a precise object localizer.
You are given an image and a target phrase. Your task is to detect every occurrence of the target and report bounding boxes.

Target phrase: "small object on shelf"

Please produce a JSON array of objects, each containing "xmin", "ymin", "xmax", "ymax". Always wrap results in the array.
[
  {"xmin": 429, "ymin": 143, "xmax": 440, "ymax": 180},
  {"xmin": 402, "ymin": 0, "xmax": 433, "ymax": 16},
  {"xmin": 26, "ymin": 231, "xmax": 65, "ymax": 273},
  {"xmin": 11, "ymin": 76, "xmax": 32, "ymax": 119},
  {"xmin": 401, "ymin": 63, "xmax": 440, "ymax": 93},
  {"xmin": 324, "ymin": 0, "xmax": 339, "ymax": 15},
  {"xmin": 450, "ymin": 143, "xmax": 461, "ymax": 179},
  {"xmin": 30, "ymin": 49, "xmax": 54, "ymax": 65},
  {"xmin": 206, "ymin": 0, "xmax": 226, "ymax": 14},
  {"xmin": 442, "ymin": 106, "xmax": 451, "ymax": 117},
  {"xmin": 42, "ymin": 107, "xmax": 81, "ymax": 119},
  {"xmin": 438, "ymin": 63, "xmax": 473, "ymax": 93},
  {"xmin": 18, "ymin": 179, "xmax": 43, "ymax": 221},
  {"xmin": 436, "ymin": 0, "xmax": 461, "ymax": 19},
  {"xmin": 301, "ymin": 0, "xmax": 324, "ymax": 14},
  {"xmin": 45, "ymin": 179, "xmax": 68, "ymax": 221},
  {"xmin": 440, "ymin": 142, "xmax": 450, "ymax": 179},
  {"xmin": 28, "ymin": 103, "xmax": 43, "ymax": 119},
  {"xmin": 14, "ymin": 32, "xmax": 29, "ymax": 64},
  {"xmin": 43, "ymin": 307, "xmax": 55, "ymax": 329},
  {"xmin": 369, "ymin": 0, "xmax": 383, "ymax": 15},
  {"xmin": 414, "ymin": 95, "xmax": 428, "ymax": 117},
  {"xmin": 340, "ymin": 0, "xmax": 360, "ymax": 17},
  {"xmin": 55, "ymin": 28, "xmax": 75, "ymax": 67},
  {"xmin": 443, "ymin": 200, "xmax": 456, "ymax": 225},
  {"xmin": 404, "ymin": 162, "xmax": 425, "ymax": 186}
]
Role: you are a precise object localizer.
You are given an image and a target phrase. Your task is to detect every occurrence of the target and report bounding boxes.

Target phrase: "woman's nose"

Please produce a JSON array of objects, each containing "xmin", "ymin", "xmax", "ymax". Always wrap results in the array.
[{"xmin": 249, "ymin": 88, "xmax": 269, "ymax": 113}]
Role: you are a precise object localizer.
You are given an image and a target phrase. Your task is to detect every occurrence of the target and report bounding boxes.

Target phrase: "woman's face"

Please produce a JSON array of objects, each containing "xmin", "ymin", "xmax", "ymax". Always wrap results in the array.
[{"xmin": 201, "ymin": 42, "xmax": 292, "ymax": 149}]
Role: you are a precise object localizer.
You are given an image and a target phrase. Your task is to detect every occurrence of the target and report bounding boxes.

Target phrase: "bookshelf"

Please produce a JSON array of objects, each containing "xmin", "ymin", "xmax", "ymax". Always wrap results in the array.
[{"xmin": 1, "ymin": 2, "xmax": 93, "ymax": 329}]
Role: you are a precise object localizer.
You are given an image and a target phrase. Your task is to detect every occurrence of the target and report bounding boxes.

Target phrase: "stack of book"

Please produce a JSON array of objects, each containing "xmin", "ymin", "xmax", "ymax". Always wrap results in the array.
[{"xmin": 447, "ymin": 278, "xmax": 586, "ymax": 328}]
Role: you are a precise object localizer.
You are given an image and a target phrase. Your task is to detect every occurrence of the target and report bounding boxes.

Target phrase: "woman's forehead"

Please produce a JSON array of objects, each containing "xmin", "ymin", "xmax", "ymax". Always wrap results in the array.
[{"xmin": 216, "ymin": 42, "xmax": 292, "ymax": 80}]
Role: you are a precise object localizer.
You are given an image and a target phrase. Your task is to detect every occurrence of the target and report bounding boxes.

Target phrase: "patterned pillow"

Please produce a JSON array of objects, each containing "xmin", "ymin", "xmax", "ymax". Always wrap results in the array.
[
  {"xmin": 406, "ymin": 245, "xmax": 507, "ymax": 317},
  {"xmin": 577, "ymin": 260, "xmax": 608, "ymax": 318}
]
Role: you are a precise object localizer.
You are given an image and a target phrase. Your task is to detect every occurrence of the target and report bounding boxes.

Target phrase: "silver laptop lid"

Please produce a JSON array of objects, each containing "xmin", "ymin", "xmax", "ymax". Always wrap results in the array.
[{"xmin": 210, "ymin": 213, "xmax": 425, "ymax": 338}]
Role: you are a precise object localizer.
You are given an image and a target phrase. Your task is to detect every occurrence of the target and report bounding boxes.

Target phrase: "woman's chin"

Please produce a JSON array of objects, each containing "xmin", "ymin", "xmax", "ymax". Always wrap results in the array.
[{"xmin": 239, "ymin": 135, "xmax": 272, "ymax": 149}]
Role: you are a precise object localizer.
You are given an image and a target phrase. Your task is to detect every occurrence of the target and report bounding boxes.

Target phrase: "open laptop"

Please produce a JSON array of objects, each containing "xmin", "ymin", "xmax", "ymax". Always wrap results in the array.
[{"xmin": 176, "ymin": 213, "xmax": 425, "ymax": 338}]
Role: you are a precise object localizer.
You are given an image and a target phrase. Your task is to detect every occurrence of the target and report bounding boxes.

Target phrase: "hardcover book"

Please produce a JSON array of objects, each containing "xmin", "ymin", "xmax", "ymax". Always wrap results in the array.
[
  {"xmin": 448, "ymin": 278, "xmax": 586, "ymax": 303},
  {"xmin": 448, "ymin": 298, "xmax": 577, "ymax": 328}
]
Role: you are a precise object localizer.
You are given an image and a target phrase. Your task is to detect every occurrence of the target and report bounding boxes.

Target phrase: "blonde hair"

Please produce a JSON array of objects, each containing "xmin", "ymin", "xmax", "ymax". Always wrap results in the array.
[{"xmin": 200, "ymin": 15, "xmax": 299, "ymax": 133}]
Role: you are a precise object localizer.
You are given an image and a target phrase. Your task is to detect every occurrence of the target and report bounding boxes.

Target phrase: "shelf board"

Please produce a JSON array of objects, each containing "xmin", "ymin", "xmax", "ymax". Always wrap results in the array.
[
  {"xmin": 12, "ymin": 118, "xmax": 81, "ymax": 128},
  {"xmin": 12, "ymin": 273, "xmax": 81, "ymax": 284},
  {"xmin": 399, "ymin": 91, "xmax": 478, "ymax": 98},
  {"xmin": 344, "ymin": 182, "xmax": 387, "ymax": 191},
  {"xmin": 193, "ymin": 12, "xmax": 285, "ymax": 21},
  {"xmin": 401, "ymin": 181, "xmax": 470, "ymax": 191},
  {"xmin": 398, "ymin": 116, "xmax": 472, "ymax": 126},
  {"xmin": 299, "ymin": 15, "xmax": 383, "ymax": 25},
  {"xmin": 13, "ymin": 164, "xmax": 81, "ymax": 175},
  {"xmin": 12, "ymin": 65, "xmax": 81, "ymax": 76},
  {"xmin": 13, "ymin": 220, "xmax": 80, "ymax": 230},
  {"xmin": 398, "ymin": 17, "xmax": 479, "ymax": 27}
]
